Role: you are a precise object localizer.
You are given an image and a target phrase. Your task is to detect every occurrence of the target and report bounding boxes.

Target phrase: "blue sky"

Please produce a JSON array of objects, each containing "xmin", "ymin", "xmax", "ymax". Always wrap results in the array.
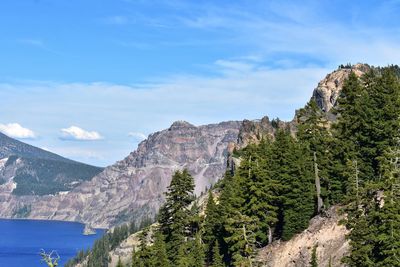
[{"xmin": 1, "ymin": 0, "xmax": 399, "ymax": 166}]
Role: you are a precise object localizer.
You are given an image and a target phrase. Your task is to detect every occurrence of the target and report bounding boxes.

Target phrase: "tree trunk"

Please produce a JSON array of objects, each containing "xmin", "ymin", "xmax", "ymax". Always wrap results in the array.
[
  {"xmin": 268, "ymin": 225, "xmax": 273, "ymax": 244},
  {"xmin": 314, "ymin": 152, "xmax": 323, "ymax": 213}
]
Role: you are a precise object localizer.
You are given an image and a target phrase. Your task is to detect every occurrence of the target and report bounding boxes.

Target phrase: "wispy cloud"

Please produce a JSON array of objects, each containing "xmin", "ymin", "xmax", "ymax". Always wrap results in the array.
[
  {"xmin": 128, "ymin": 132, "xmax": 147, "ymax": 141},
  {"xmin": 104, "ymin": 15, "xmax": 130, "ymax": 25},
  {"xmin": 116, "ymin": 1, "xmax": 400, "ymax": 67},
  {"xmin": 60, "ymin": 126, "xmax": 103, "ymax": 141},
  {"xmin": 17, "ymin": 38, "xmax": 45, "ymax": 48},
  {"xmin": 0, "ymin": 123, "xmax": 36, "ymax": 139}
]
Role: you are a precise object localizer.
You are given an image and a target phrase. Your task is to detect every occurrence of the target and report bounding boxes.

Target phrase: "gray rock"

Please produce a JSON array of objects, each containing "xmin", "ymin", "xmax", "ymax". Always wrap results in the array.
[{"xmin": 0, "ymin": 121, "xmax": 240, "ymax": 228}]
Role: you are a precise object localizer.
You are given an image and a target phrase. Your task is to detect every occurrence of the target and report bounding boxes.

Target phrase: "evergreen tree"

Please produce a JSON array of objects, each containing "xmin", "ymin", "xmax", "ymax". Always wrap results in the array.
[
  {"xmin": 241, "ymin": 139, "xmax": 280, "ymax": 245},
  {"xmin": 224, "ymin": 211, "xmax": 256, "ymax": 267},
  {"xmin": 297, "ymin": 99, "xmax": 337, "ymax": 206},
  {"xmin": 158, "ymin": 169, "xmax": 195, "ymax": 264},
  {"xmin": 177, "ymin": 243, "xmax": 191, "ymax": 267},
  {"xmin": 191, "ymin": 233, "xmax": 206, "ymax": 267},
  {"xmin": 270, "ymin": 130, "xmax": 314, "ymax": 241},
  {"xmin": 150, "ymin": 232, "xmax": 171, "ymax": 267},
  {"xmin": 211, "ymin": 241, "xmax": 225, "ymax": 267},
  {"xmin": 342, "ymin": 68, "xmax": 400, "ymax": 266},
  {"xmin": 203, "ymin": 191, "xmax": 222, "ymax": 263}
]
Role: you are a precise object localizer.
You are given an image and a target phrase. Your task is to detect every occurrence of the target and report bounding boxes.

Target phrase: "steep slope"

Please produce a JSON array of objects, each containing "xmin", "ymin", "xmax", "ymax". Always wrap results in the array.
[
  {"xmin": 0, "ymin": 121, "xmax": 240, "ymax": 228},
  {"xmin": 256, "ymin": 207, "xmax": 349, "ymax": 267},
  {"xmin": 0, "ymin": 133, "xmax": 103, "ymax": 197}
]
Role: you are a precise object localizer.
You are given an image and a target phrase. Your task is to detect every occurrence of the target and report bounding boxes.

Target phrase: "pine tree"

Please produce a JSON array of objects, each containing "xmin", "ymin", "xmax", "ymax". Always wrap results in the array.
[
  {"xmin": 177, "ymin": 243, "xmax": 190, "ymax": 267},
  {"xmin": 191, "ymin": 233, "xmax": 206, "ymax": 267},
  {"xmin": 297, "ymin": 98, "xmax": 337, "ymax": 206},
  {"xmin": 158, "ymin": 169, "xmax": 195, "ymax": 264},
  {"xmin": 150, "ymin": 231, "xmax": 171, "ymax": 267},
  {"xmin": 203, "ymin": 191, "xmax": 222, "ymax": 264},
  {"xmin": 241, "ymin": 138, "xmax": 280, "ymax": 246},
  {"xmin": 342, "ymin": 68, "xmax": 400, "ymax": 266},
  {"xmin": 332, "ymin": 72, "xmax": 366, "ymax": 194},
  {"xmin": 270, "ymin": 130, "xmax": 314, "ymax": 241},
  {"xmin": 224, "ymin": 211, "xmax": 256, "ymax": 267},
  {"xmin": 211, "ymin": 241, "xmax": 225, "ymax": 267}
]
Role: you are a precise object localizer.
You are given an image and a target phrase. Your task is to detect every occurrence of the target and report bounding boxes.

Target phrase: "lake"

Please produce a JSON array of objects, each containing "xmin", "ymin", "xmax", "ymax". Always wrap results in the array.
[{"xmin": 0, "ymin": 219, "xmax": 105, "ymax": 267}]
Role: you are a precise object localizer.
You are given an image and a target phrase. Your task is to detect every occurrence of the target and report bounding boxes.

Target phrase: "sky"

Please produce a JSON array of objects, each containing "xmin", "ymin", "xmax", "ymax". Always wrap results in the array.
[{"xmin": 1, "ymin": 0, "xmax": 400, "ymax": 166}]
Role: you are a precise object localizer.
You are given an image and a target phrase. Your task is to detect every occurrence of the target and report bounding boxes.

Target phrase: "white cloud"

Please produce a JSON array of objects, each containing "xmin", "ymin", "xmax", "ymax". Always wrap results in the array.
[
  {"xmin": 0, "ymin": 123, "xmax": 36, "ymax": 139},
  {"xmin": 128, "ymin": 132, "xmax": 147, "ymax": 141},
  {"xmin": 60, "ymin": 126, "xmax": 103, "ymax": 141}
]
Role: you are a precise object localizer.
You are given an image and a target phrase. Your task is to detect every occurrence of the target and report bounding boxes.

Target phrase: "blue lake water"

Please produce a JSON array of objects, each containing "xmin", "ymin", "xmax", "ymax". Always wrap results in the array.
[{"xmin": 0, "ymin": 219, "xmax": 105, "ymax": 267}]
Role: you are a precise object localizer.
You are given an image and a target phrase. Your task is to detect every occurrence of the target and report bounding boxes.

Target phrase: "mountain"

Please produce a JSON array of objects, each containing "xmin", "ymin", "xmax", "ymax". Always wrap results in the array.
[
  {"xmin": 0, "ymin": 131, "xmax": 72, "ymax": 162},
  {"xmin": 0, "ymin": 64, "xmax": 372, "ymax": 228},
  {"xmin": 0, "ymin": 121, "xmax": 241, "ymax": 227},
  {"xmin": 0, "ymin": 132, "xmax": 103, "ymax": 216}
]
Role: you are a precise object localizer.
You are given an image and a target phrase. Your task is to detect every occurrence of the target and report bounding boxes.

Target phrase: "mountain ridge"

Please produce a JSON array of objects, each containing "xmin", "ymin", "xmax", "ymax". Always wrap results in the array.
[{"xmin": 0, "ymin": 63, "xmax": 371, "ymax": 229}]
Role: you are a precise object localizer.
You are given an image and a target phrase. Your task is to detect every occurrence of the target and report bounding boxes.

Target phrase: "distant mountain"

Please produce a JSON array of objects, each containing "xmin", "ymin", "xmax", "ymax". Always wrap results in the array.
[
  {"xmin": 0, "ymin": 120, "xmax": 241, "ymax": 227},
  {"xmin": 0, "ymin": 132, "xmax": 72, "ymax": 162},
  {"xmin": 0, "ymin": 132, "xmax": 103, "ymax": 197}
]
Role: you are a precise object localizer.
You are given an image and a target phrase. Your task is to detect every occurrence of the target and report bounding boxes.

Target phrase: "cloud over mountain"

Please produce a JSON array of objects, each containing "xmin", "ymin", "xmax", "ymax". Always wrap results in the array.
[
  {"xmin": 0, "ymin": 123, "xmax": 36, "ymax": 139},
  {"xmin": 60, "ymin": 126, "xmax": 103, "ymax": 141}
]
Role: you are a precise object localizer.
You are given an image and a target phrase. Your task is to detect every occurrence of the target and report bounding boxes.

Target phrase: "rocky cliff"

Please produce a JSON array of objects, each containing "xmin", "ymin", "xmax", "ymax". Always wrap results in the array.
[
  {"xmin": 312, "ymin": 63, "xmax": 369, "ymax": 113},
  {"xmin": 235, "ymin": 63, "xmax": 370, "ymax": 148},
  {"xmin": 0, "ymin": 121, "xmax": 240, "ymax": 228}
]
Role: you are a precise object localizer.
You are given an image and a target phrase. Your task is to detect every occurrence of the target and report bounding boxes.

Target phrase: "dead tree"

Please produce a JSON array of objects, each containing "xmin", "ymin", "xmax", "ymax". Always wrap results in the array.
[
  {"xmin": 40, "ymin": 249, "xmax": 60, "ymax": 267},
  {"xmin": 314, "ymin": 152, "xmax": 323, "ymax": 213}
]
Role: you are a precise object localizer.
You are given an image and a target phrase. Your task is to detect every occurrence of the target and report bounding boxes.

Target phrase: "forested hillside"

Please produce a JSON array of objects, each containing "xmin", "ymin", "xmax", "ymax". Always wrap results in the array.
[
  {"xmin": 0, "ymin": 133, "xmax": 103, "ymax": 197},
  {"xmin": 69, "ymin": 65, "xmax": 400, "ymax": 267}
]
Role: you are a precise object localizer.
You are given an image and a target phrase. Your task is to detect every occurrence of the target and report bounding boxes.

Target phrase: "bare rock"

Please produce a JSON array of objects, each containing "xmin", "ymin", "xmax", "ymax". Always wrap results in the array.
[
  {"xmin": 312, "ymin": 64, "xmax": 370, "ymax": 112},
  {"xmin": 256, "ymin": 207, "xmax": 349, "ymax": 267}
]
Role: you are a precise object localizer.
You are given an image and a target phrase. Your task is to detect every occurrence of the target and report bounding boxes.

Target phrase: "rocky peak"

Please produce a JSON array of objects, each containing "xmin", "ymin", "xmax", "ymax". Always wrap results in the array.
[
  {"xmin": 236, "ymin": 116, "xmax": 296, "ymax": 150},
  {"xmin": 169, "ymin": 120, "xmax": 196, "ymax": 130},
  {"xmin": 312, "ymin": 63, "xmax": 370, "ymax": 112}
]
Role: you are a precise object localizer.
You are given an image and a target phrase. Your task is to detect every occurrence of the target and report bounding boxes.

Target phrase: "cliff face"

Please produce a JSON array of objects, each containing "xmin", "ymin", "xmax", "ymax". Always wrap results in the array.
[
  {"xmin": 312, "ymin": 63, "xmax": 370, "ymax": 112},
  {"xmin": 0, "ymin": 121, "xmax": 240, "ymax": 228}
]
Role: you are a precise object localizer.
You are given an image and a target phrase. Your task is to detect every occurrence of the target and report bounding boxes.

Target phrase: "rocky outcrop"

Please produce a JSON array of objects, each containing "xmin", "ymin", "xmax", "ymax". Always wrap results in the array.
[
  {"xmin": 235, "ymin": 64, "xmax": 370, "ymax": 148},
  {"xmin": 236, "ymin": 116, "xmax": 296, "ymax": 149},
  {"xmin": 312, "ymin": 63, "xmax": 370, "ymax": 112},
  {"xmin": 0, "ymin": 121, "xmax": 240, "ymax": 228},
  {"xmin": 256, "ymin": 207, "xmax": 349, "ymax": 267}
]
